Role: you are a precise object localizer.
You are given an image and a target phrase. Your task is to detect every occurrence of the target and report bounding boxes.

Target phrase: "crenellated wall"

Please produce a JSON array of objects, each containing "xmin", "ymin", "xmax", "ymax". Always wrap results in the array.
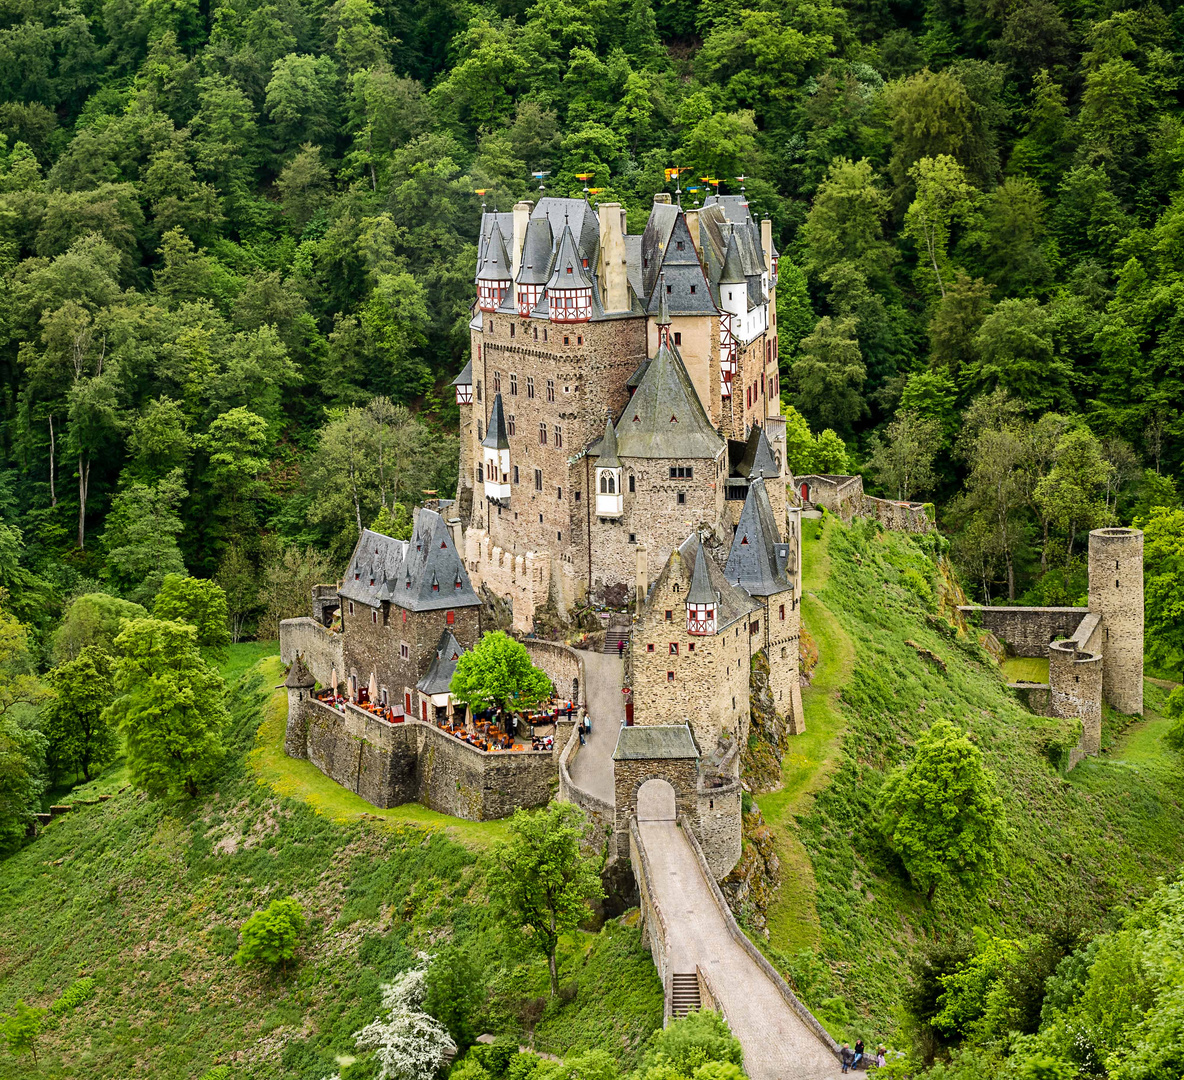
[
  {"xmin": 462, "ymin": 528, "xmax": 552, "ymax": 634},
  {"xmin": 279, "ymin": 618, "xmax": 344, "ymax": 689}
]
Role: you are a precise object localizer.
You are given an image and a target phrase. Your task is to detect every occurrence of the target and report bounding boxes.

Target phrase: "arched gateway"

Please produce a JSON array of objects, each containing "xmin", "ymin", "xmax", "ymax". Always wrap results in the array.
[{"xmin": 612, "ymin": 725, "xmax": 699, "ymax": 841}]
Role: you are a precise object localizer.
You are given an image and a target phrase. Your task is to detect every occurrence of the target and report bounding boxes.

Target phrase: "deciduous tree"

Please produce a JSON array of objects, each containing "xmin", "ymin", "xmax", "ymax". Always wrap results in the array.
[
  {"xmin": 449, "ymin": 631, "xmax": 553, "ymax": 717},
  {"xmin": 42, "ymin": 645, "xmax": 116, "ymax": 783}
]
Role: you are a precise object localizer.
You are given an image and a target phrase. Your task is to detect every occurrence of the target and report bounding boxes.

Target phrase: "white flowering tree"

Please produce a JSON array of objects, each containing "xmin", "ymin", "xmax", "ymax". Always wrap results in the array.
[{"xmin": 351, "ymin": 957, "xmax": 457, "ymax": 1080}]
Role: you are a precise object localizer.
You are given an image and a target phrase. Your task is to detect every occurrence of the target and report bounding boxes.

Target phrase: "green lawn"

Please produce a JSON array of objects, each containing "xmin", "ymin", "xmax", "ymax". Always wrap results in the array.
[
  {"xmin": 757, "ymin": 517, "xmax": 854, "ymax": 955},
  {"xmin": 1001, "ymin": 656, "xmax": 1050, "ymax": 683}
]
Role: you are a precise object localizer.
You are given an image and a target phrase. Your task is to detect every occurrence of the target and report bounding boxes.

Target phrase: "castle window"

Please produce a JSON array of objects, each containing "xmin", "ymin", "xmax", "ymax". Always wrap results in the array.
[
  {"xmin": 667, "ymin": 671, "xmax": 674, "ymax": 682},
  {"xmin": 493, "ymin": 371, "xmax": 501, "ymax": 393},
  {"xmin": 647, "ymin": 643, "xmax": 654, "ymax": 652},
  {"xmin": 557, "ymin": 487, "xmax": 562, "ymax": 500},
  {"xmin": 674, "ymin": 332, "xmax": 681, "ymax": 345},
  {"xmin": 780, "ymin": 604, "xmax": 785, "ymax": 620},
  {"xmin": 564, "ymin": 335, "xmax": 570, "ymax": 346},
  {"xmin": 688, "ymin": 643, "xmax": 695, "ymax": 652},
  {"xmin": 600, "ymin": 473, "xmax": 615, "ymax": 494},
  {"xmin": 446, "ymin": 610, "xmax": 455, "ymax": 625},
  {"xmin": 690, "ymin": 285, "xmax": 696, "ymax": 295},
  {"xmin": 669, "ymin": 643, "xmax": 678, "ymax": 655},
  {"xmin": 403, "ymin": 610, "xmax": 408, "ymax": 623},
  {"xmin": 534, "ymin": 469, "xmax": 543, "ymax": 491},
  {"xmin": 432, "ymin": 581, "xmax": 439, "ymax": 592},
  {"xmin": 629, "ymin": 533, "xmax": 636, "ymax": 543},
  {"xmin": 543, "ymin": 329, "xmax": 548, "ymax": 341},
  {"xmin": 477, "ymin": 463, "xmax": 484, "ymax": 483},
  {"xmin": 527, "ymin": 376, "xmax": 535, "ymax": 398},
  {"xmin": 355, "ymin": 572, "xmax": 360, "ymax": 580},
  {"xmin": 372, "ymin": 610, "xmax": 377, "ymax": 624},
  {"xmin": 400, "ymin": 643, "xmax": 409, "ymax": 659},
  {"xmin": 676, "ymin": 241, "xmax": 684, "ymax": 251},
  {"xmin": 510, "ymin": 323, "xmax": 515, "ymax": 337},
  {"xmin": 369, "ymin": 577, "xmax": 375, "ymax": 586},
  {"xmin": 666, "ymin": 284, "xmax": 672, "ymax": 294},
  {"xmin": 665, "ymin": 610, "xmax": 673, "ymax": 621},
  {"xmin": 577, "ymin": 335, "xmax": 583, "ymax": 345},
  {"xmin": 629, "ymin": 475, "xmax": 635, "ymax": 493},
  {"xmin": 476, "ymin": 380, "xmax": 482, "ymax": 402},
  {"xmin": 349, "ymin": 601, "xmax": 354, "ymax": 615},
  {"xmin": 670, "ymin": 467, "xmax": 692, "ymax": 479},
  {"xmin": 575, "ymin": 490, "xmax": 581, "ymax": 502},
  {"xmin": 781, "ymin": 647, "xmax": 787, "ymax": 658},
  {"xmin": 1117, "ymin": 579, "xmax": 1120, "ymax": 588},
  {"xmin": 558, "ymin": 531, "xmax": 562, "ymax": 541},
  {"xmin": 750, "ymin": 621, "xmax": 760, "ymax": 635},
  {"xmin": 677, "ymin": 492, "xmax": 686, "ymax": 505},
  {"xmin": 539, "ymin": 423, "xmax": 547, "ymax": 445},
  {"xmin": 508, "ymin": 414, "xmax": 516, "ymax": 436},
  {"xmin": 478, "ymin": 421, "xmax": 483, "ymax": 440},
  {"xmin": 643, "ymin": 257, "xmax": 649, "ymax": 268},
  {"xmin": 547, "ymin": 380, "xmax": 555, "ymax": 402},
  {"xmin": 510, "ymin": 373, "xmax": 518, "ymax": 396},
  {"xmin": 513, "ymin": 465, "xmax": 520, "ymax": 484},
  {"xmin": 709, "ymin": 798, "xmax": 713, "ymax": 809},
  {"xmin": 555, "ymin": 425, "xmax": 563, "ymax": 448},
  {"xmin": 534, "ymin": 326, "xmax": 538, "ymax": 340}
]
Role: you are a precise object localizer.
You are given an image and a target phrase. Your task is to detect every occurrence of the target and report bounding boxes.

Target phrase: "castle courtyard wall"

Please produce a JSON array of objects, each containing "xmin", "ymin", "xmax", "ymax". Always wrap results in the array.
[
  {"xmin": 279, "ymin": 617, "xmax": 343, "ymax": 689},
  {"xmin": 959, "ymin": 606, "xmax": 1089, "ymax": 658}
]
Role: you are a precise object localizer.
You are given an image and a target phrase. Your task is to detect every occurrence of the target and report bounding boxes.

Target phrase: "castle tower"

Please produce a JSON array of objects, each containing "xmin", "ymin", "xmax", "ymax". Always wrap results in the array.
[
  {"xmin": 1088, "ymin": 527, "xmax": 1144, "ymax": 716},
  {"xmin": 284, "ymin": 653, "xmax": 316, "ymax": 759}
]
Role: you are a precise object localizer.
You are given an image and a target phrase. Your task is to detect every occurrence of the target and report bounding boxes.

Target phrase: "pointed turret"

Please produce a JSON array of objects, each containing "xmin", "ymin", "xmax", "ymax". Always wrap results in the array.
[
  {"xmin": 482, "ymin": 393, "xmax": 509, "ymax": 450},
  {"xmin": 547, "ymin": 223, "xmax": 594, "ymax": 322},
  {"xmin": 720, "ymin": 231, "xmax": 746, "ymax": 285},
  {"xmin": 598, "ymin": 414, "xmax": 621, "ymax": 468},
  {"xmin": 595, "ymin": 413, "xmax": 623, "ymax": 517},
  {"xmin": 476, "ymin": 220, "xmax": 512, "ymax": 311},
  {"xmin": 482, "ymin": 394, "xmax": 511, "ymax": 502},
  {"xmin": 285, "ymin": 653, "xmax": 315, "ymax": 689},
  {"xmin": 735, "ymin": 425, "xmax": 779, "ymax": 480},
  {"xmin": 725, "ymin": 478, "xmax": 791, "ymax": 597},
  {"xmin": 687, "ymin": 542, "xmax": 715, "ymax": 605}
]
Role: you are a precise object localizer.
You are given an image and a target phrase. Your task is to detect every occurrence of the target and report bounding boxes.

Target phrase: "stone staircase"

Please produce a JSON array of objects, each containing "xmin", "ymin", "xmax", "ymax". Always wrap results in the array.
[
  {"xmin": 671, "ymin": 972, "xmax": 701, "ymax": 1017},
  {"xmin": 604, "ymin": 627, "xmax": 630, "ymax": 655}
]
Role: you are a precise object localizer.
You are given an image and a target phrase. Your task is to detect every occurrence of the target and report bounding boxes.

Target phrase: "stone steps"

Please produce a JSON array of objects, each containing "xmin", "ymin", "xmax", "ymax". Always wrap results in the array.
[
  {"xmin": 604, "ymin": 629, "xmax": 630, "ymax": 655},
  {"xmin": 671, "ymin": 972, "xmax": 701, "ymax": 1017}
]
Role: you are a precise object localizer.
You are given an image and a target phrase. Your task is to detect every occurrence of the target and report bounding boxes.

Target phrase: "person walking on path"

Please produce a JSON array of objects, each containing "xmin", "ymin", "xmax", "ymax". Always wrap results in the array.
[
  {"xmin": 853, "ymin": 1039, "xmax": 864, "ymax": 1069},
  {"xmin": 876, "ymin": 1045, "xmax": 887, "ymax": 1067},
  {"xmin": 617, "ymin": 638, "xmax": 625, "ymax": 659},
  {"xmin": 839, "ymin": 1044, "xmax": 854, "ymax": 1073}
]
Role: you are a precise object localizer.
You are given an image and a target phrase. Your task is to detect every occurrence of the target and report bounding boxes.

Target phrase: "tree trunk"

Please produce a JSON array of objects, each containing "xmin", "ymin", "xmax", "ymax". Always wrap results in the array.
[
  {"xmin": 48, "ymin": 415, "xmax": 56, "ymax": 507},
  {"xmin": 77, "ymin": 455, "xmax": 89, "ymax": 548},
  {"xmin": 1006, "ymin": 551, "xmax": 1015, "ymax": 602},
  {"xmin": 548, "ymin": 910, "xmax": 559, "ymax": 996},
  {"xmin": 926, "ymin": 880, "xmax": 936, "ymax": 904}
]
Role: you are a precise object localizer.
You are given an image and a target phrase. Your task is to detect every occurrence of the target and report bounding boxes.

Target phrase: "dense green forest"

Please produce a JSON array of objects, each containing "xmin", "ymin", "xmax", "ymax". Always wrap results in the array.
[{"xmin": 0, "ymin": 0, "xmax": 1178, "ymax": 636}]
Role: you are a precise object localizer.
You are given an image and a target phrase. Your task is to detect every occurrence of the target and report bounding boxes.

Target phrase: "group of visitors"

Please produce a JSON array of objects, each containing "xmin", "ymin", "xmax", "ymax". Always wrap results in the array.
[{"xmin": 839, "ymin": 1040, "xmax": 887, "ymax": 1071}]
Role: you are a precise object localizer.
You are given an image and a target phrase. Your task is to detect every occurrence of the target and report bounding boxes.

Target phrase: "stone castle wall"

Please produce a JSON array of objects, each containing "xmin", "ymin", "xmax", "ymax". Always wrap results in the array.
[
  {"xmin": 959, "ymin": 606, "xmax": 1089, "ymax": 658},
  {"xmin": 301, "ymin": 699, "xmax": 555, "ymax": 820},
  {"xmin": 696, "ymin": 777, "xmax": 743, "ymax": 879},
  {"xmin": 522, "ymin": 638, "xmax": 585, "ymax": 708},
  {"xmin": 797, "ymin": 474, "xmax": 931, "ymax": 533},
  {"xmin": 1048, "ymin": 642, "xmax": 1103, "ymax": 756},
  {"xmin": 558, "ymin": 724, "xmax": 614, "ymax": 844},
  {"xmin": 279, "ymin": 618, "xmax": 344, "ymax": 689},
  {"xmin": 462, "ymin": 528, "xmax": 551, "ymax": 635}
]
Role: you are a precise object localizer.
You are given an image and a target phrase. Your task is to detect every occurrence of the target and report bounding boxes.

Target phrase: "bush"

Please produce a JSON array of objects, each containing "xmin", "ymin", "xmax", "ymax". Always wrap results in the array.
[
  {"xmin": 638, "ymin": 1011, "xmax": 743, "ymax": 1075},
  {"xmin": 234, "ymin": 896, "xmax": 307, "ymax": 974},
  {"xmin": 51, "ymin": 977, "xmax": 96, "ymax": 1015}
]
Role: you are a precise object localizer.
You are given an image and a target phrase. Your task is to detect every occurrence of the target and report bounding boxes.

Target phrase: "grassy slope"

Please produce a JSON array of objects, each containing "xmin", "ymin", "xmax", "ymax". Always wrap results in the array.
[
  {"xmin": 0, "ymin": 646, "xmax": 662, "ymax": 1079},
  {"xmin": 761, "ymin": 517, "xmax": 1184, "ymax": 1041}
]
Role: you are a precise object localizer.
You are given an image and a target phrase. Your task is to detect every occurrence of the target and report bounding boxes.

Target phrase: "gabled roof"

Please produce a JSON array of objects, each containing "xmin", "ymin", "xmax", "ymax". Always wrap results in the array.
[
  {"xmin": 720, "ymin": 231, "xmax": 746, "ymax": 285},
  {"xmin": 451, "ymin": 359, "xmax": 472, "ymax": 387},
  {"xmin": 547, "ymin": 223, "xmax": 594, "ymax": 291},
  {"xmin": 613, "ymin": 724, "xmax": 699, "ymax": 761},
  {"xmin": 482, "ymin": 394, "xmax": 509, "ymax": 450},
  {"xmin": 339, "ymin": 509, "xmax": 480, "ymax": 613},
  {"xmin": 651, "ymin": 532, "xmax": 757, "ymax": 630},
  {"xmin": 639, "ymin": 201, "xmax": 679, "ymax": 299},
  {"xmin": 735, "ymin": 425, "xmax": 780, "ymax": 480},
  {"xmin": 646, "ymin": 216, "xmax": 717, "ymax": 316},
  {"xmin": 476, "ymin": 219, "xmax": 512, "ymax": 282},
  {"xmin": 416, "ymin": 630, "xmax": 465, "ymax": 695},
  {"xmin": 597, "ymin": 414, "xmax": 620, "ymax": 468},
  {"xmin": 614, "ymin": 340, "xmax": 725, "ymax": 460},
  {"xmin": 285, "ymin": 653, "xmax": 315, "ymax": 688},
  {"xmin": 725, "ymin": 478, "xmax": 793, "ymax": 598}
]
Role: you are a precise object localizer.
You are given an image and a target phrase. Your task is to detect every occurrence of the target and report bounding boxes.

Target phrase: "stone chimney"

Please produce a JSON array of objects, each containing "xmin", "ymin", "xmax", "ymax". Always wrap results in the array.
[
  {"xmin": 448, "ymin": 517, "xmax": 464, "ymax": 558},
  {"xmin": 598, "ymin": 201, "xmax": 629, "ymax": 313},
  {"xmin": 761, "ymin": 217, "xmax": 773, "ymax": 275},
  {"xmin": 511, "ymin": 200, "xmax": 533, "ymax": 279},
  {"xmin": 635, "ymin": 543, "xmax": 648, "ymax": 616},
  {"xmin": 654, "ymin": 193, "xmax": 672, "ymax": 205}
]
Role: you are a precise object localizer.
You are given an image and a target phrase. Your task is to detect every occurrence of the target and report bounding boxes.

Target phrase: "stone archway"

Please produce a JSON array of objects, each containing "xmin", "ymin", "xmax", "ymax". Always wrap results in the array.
[{"xmin": 637, "ymin": 778, "xmax": 676, "ymax": 821}]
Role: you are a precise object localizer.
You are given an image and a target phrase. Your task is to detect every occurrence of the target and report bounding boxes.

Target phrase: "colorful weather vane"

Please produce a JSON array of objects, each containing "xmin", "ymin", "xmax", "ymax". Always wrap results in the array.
[{"xmin": 532, "ymin": 170, "xmax": 551, "ymax": 192}]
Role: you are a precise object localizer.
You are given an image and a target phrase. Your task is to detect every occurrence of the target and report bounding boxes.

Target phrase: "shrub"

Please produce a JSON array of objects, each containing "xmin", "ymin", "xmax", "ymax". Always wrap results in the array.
[
  {"xmin": 235, "ymin": 896, "xmax": 307, "ymax": 974},
  {"xmin": 51, "ymin": 977, "xmax": 96, "ymax": 1015},
  {"xmin": 638, "ymin": 1011, "xmax": 743, "ymax": 1075}
]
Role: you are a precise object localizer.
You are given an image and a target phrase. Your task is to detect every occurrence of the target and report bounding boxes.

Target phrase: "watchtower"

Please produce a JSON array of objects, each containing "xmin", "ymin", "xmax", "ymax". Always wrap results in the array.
[
  {"xmin": 284, "ymin": 653, "xmax": 316, "ymax": 759},
  {"xmin": 1088, "ymin": 527, "xmax": 1143, "ymax": 716}
]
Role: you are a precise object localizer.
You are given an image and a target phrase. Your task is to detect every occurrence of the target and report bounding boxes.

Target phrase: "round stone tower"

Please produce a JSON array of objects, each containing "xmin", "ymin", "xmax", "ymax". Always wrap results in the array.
[
  {"xmin": 284, "ymin": 653, "xmax": 316, "ymax": 759},
  {"xmin": 1088, "ymin": 527, "xmax": 1144, "ymax": 716}
]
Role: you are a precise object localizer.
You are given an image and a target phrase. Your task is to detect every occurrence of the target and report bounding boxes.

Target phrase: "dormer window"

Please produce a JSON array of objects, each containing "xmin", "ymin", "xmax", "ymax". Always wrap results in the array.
[{"xmin": 688, "ymin": 602, "xmax": 717, "ymax": 635}]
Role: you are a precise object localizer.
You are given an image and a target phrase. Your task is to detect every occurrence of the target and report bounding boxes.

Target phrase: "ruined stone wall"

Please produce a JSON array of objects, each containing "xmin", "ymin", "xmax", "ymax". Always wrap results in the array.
[
  {"xmin": 696, "ymin": 777, "xmax": 743, "ymax": 879},
  {"xmin": 631, "ymin": 570, "xmax": 753, "ymax": 757},
  {"xmin": 796, "ymin": 474, "xmax": 864, "ymax": 520},
  {"xmin": 1049, "ymin": 642, "xmax": 1103, "ymax": 756},
  {"xmin": 279, "ymin": 618, "xmax": 344, "ymax": 689},
  {"xmin": 1088, "ymin": 527, "xmax": 1144, "ymax": 716},
  {"xmin": 860, "ymin": 496, "xmax": 932, "ymax": 533},
  {"xmin": 301, "ymin": 699, "xmax": 555, "ymax": 819},
  {"xmin": 582, "ymin": 451, "xmax": 728, "ymax": 601},
  {"xmin": 522, "ymin": 638, "xmax": 585, "ymax": 708},
  {"xmin": 959, "ymin": 606, "xmax": 1089, "ymax": 658},
  {"xmin": 462, "ymin": 528, "xmax": 551, "ymax": 634}
]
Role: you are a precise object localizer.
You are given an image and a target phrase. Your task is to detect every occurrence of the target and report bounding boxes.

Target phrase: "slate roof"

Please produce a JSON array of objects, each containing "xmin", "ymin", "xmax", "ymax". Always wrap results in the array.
[
  {"xmin": 482, "ymin": 394, "xmax": 509, "ymax": 450},
  {"xmin": 597, "ymin": 414, "xmax": 620, "ymax": 468},
  {"xmin": 725, "ymin": 478, "xmax": 793, "ymax": 598},
  {"xmin": 451, "ymin": 359, "xmax": 472, "ymax": 387},
  {"xmin": 416, "ymin": 630, "xmax": 465, "ymax": 695},
  {"xmin": 516, "ymin": 215, "xmax": 554, "ymax": 285},
  {"xmin": 686, "ymin": 542, "xmax": 716, "ymax": 605},
  {"xmin": 339, "ymin": 509, "xmax": 480, "ymax": 613},
  {"xmin": 547, "ymin": 223, "xmax": 595, "ymax": 291},
  {"xmin": 613, "ymin": 723, "xmax": 699, "ymax": 761},
  {"xmin": 720, "ymin": 231, "xmax": 746, "ymax": 285},
  {"xmin": 645, "ymin": 532, "xmax": 757, "ymax": 633},
  {"xmin": 614, "ymin": 340, "xmax": 725, "ymax": 461},
  {"xmin": 476, "ymin": 220, "xmax": 512, "ymax": 282},
  {"xmin": 734, "ymin": 425, "xmax": 780, "ymax": 480},
  {"xmin": 646, "ymin": 215, "xmax": 717, "ymax": 317},
  {"xmin": 285, "ymin": 653, "xmax": 315, "ymax": 688}
]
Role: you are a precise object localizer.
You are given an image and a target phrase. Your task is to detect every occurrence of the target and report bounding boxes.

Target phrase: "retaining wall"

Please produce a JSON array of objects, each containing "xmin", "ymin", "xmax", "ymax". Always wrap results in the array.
[
  {"xmin": 279, "ymin": 618, "xmax": 344, "ymax": 689},
  {"xmin": 303, "ymin": 699, "xmax": 555, "ymax": 820},
  {"xmin": 523, "ymin": 638, "xmax": 586, "ymax": 709},
  {"xmin": 630, "ymin": 817, "xmax": 674, "ymax": 1025},
  {"xmin": 959, "ymin": 606, "xmax": 1089, "ymax": 658},
  {"xmin": 558, "ymin": 723, "xmax": 615, "ymax": 844}
]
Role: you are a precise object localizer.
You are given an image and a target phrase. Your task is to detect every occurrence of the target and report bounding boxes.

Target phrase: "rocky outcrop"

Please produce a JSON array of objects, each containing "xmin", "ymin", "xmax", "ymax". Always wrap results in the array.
[
  {"xmin": 720, "ymin": 803, "xmax": 781, "ymax": 936},
  {"xmin": 743, "ymin": 651, "xmax": 789, "ymax": 793}
]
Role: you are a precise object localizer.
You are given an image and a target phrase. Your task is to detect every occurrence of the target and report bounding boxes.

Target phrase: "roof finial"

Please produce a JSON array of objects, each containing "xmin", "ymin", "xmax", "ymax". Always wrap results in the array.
[{"xmin": 656, "ymin": 272, "xmax": 671, "ymax": 345}]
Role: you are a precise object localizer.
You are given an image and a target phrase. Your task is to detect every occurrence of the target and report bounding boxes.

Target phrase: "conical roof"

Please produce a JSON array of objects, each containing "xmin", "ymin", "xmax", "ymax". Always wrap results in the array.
[
  {"xmin": 517, "ymin": 216, "xmax": 554, "ymax": 285},
  {"xmin": 720, "ymin": 231, "xmax": 746, "ymax": 285},
  {"xmin": 598, "ymin": 414, "xmax": 620, "ymax": 468},
  {"xmin": 285, "ymin": 653, "xmax": 315, "ymax": 689},
  {"xmin": 735, "ymin": 425, "xmax": 780, "ymax": 479},
  {"xmin": 547, "ymin": 223, "xmax": 594, "ymax": 291},
  {"xmin": 615, "ymin": 340, "xmax": 725, "ymax": 460},
  {"xmin": 451, "ymin": 359, "xmax": 473, "ymax": 387},
  {"xmin": 476, "ymin": 221, "xmax": 512, "ymax": 282},
  {"xmin": 482, "ymin": 394, "xmax": 509, "ymax": 450},
  {"xmin": 687, "ymin": 542, "xmax": 716, "ymax": 605},
  {"xmin": 725, "ymin": 478, "xmax": 792, "ymax": 597}
]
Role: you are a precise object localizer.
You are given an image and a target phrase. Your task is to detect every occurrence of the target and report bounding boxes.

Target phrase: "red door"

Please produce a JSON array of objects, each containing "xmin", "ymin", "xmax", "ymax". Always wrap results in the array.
[
  {"xmin": 404, "ymin": 692, "xmax": 412, "ymax": 715},
  {"xmin": 800, "ymin": 482, "xmax": 809, "ymax": 501}
]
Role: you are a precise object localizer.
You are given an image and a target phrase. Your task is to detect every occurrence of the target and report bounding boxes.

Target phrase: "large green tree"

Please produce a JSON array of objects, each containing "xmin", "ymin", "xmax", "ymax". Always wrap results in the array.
[
  {"xmin": 42, "ymin": 645, "xmax": 117, "ymax": 783},
  {"xmin": 449, "ymin": 631, "xmax": 553, "ymax": 717}
]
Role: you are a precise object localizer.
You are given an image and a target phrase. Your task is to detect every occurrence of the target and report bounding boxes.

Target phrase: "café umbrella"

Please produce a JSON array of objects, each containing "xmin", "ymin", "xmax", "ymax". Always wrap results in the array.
[{"xmin": 369, "ymin": 671, "xmax": 378, "ymax": 704}]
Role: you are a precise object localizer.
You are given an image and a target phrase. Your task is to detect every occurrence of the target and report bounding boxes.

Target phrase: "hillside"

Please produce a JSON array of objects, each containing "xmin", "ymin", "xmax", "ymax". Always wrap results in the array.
[
  {"xmin": 758, "ymin": 515, "xmax": 1183, "ymax": 1040},
  {"xmin": 0, "ymin": 653, "xmax": 663, "ymax": 1079}
]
